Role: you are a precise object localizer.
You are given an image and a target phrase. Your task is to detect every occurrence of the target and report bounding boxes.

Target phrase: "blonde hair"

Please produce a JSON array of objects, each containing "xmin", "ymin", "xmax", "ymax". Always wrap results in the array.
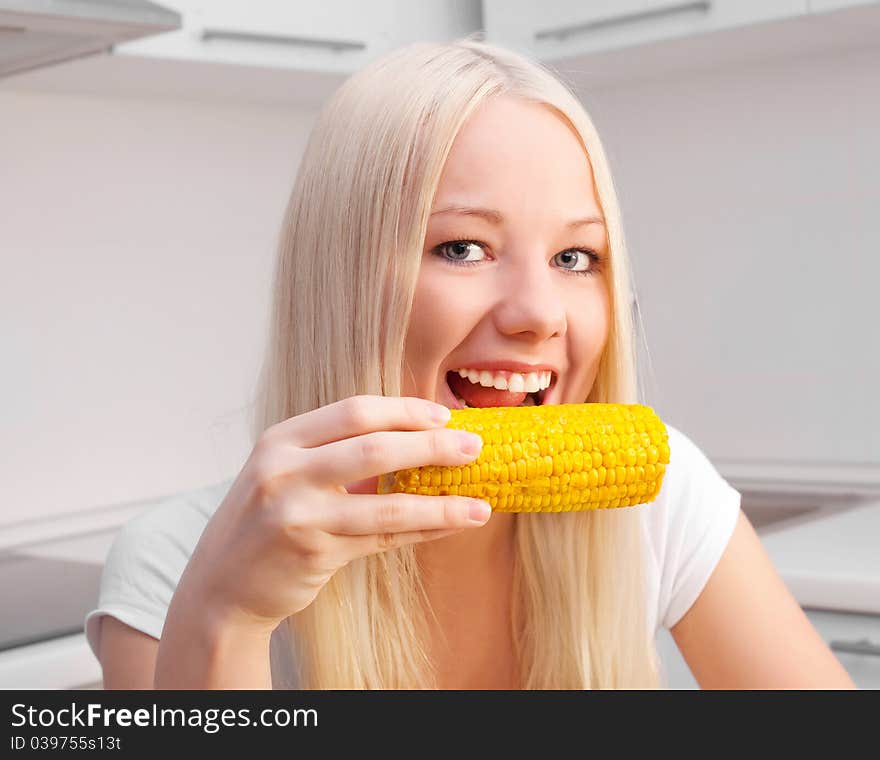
[{"xmin": 251, "ymin": 34, "xmax": 661, "ymax": 689}]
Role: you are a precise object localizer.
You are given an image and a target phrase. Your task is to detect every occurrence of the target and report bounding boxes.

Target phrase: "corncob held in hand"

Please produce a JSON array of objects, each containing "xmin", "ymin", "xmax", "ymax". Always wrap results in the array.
[{"xmin": 377, "ymin": 403, "xmax": 670, "ymax": 513}]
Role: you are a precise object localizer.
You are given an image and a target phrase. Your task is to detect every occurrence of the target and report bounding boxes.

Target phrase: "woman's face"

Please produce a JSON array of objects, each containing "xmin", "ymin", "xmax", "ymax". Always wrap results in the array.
[{"xmin": 403, "ymin": 96, "xmax": 611, "ymax": 410}]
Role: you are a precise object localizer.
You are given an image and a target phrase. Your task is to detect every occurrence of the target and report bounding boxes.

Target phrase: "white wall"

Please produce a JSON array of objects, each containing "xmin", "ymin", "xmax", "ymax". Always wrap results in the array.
[
  {"xmin": 2, "ymin": 42, "xmax": 878, "ymax": 529},
  {"xmin": 579, "ymin": 45, "xmax": 880, "ymax": 492},
  {"xmin": 1, "ymin": 90, "xmax": 316, "ymax": 527}
]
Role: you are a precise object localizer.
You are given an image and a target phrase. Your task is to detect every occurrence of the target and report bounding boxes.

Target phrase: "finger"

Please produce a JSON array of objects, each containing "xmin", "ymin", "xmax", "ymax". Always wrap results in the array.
[
  {"xmin": 319, "ymin": 492, "xmax": 492, "ymax": 536},
  {"xmin": 266, "ymin": 395, "xmax": 451, "ymax": 449},
  {"xmin": 342, "ymin": 476, "xmax": 379, "ymax": 495},
  {"xmin": 300, "ymin": 426, "xmax": 483, "ymax": 489},
  {"xmin": 336, "ymin": 526, "xmax": 471, "ymax": 561}
]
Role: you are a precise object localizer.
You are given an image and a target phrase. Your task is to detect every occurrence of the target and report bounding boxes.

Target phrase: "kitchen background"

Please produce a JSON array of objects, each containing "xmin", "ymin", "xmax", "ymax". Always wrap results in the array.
[{"xmin": 1, "ymin": 0, "xmax": 878, "ymax": 689}]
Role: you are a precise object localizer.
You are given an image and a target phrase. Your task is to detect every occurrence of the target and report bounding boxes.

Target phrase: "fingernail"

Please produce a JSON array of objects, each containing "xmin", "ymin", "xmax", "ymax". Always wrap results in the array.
[
  {"xmin": 469, "ymin": 500, "xmax": 492, "ymax": 522},
  {"xmin": 428, "ymin": 403, "xmax": 451, "ymax": 424},
  {"xmin": 457, "ymin": 430, "xmax": 482, "ymax": 455}
]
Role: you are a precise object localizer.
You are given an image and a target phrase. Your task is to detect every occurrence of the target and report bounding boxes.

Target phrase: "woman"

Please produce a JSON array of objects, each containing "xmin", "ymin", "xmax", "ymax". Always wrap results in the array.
[{"xmin": 86, "ymin": 36, "xmax": 854, "ymax": 689}]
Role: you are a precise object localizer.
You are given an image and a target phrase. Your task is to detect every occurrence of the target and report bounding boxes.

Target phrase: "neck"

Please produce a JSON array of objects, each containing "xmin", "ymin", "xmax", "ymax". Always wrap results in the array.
[
  {"xmin": 415, "ymin": 512, "xmax": 520, "ymax": 688},
  {"xmin": 416, "ymin": 510, "xmax": 517, "ymax": 581}
]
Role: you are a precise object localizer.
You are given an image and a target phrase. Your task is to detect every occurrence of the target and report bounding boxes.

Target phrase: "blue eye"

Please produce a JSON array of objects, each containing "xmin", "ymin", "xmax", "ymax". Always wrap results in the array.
[
  {"xmin": 440, "ymin": 240, "xmax": 483, "ymax": 264},
  {"xmin": 431, "ymin": 239, "xmax": 605, "ymax": 277}
]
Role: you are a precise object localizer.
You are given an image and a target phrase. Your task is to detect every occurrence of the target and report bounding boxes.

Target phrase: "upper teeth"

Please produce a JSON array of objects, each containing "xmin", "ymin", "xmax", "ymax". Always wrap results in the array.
[{"xmin": 454, "ymin": 368, "xmax": 553, "ymax": 393}]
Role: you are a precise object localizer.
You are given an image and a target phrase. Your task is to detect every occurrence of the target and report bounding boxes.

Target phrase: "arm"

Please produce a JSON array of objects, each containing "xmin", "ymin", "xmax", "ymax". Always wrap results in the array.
[
  {"xmin": 99, "ymin": 608, "xmax": 273, "ymax": 690},
  {"xmin": 153, "ymin": 582, "xmax": 274, "ymax": 690},
  {"xmin": 98, "ymin": 617, "xmax": 160, "ymax": 690},
  {"xmin": 671, "ymin": 509, "xmax": 856, "ymax": 689}
]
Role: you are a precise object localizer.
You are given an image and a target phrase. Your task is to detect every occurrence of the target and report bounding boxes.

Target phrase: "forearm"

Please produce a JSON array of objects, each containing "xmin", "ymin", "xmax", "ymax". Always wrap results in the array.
[{"xmin": 154, "ymin": 585, "xmax": 273, "ymax": 690}]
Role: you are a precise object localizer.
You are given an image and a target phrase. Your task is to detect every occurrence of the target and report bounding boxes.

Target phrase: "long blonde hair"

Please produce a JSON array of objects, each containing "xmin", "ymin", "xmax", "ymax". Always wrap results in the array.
[{"xmin": 251, "ymin": 34, "xmax": 660, "ymax": 689}]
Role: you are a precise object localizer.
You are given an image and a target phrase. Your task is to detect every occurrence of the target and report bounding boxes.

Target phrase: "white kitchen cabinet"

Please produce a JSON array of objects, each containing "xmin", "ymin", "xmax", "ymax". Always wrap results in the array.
[
  {"xmin": 482, "ymin": 0, "xmax": 808, "ymax": 60},
  {"xmin": 114, "ymin": 0, "xmax": 482, "ymax": 74},
  {"xmin": 805, "ymin": 609, "xmax": 880, "ymax": 689},
  {"xmin": 0, "ymin": 634, "xmax": 102, "ymax": 689}
]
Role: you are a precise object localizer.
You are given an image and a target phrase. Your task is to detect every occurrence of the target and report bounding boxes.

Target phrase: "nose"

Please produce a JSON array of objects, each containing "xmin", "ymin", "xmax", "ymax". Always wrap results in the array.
[{"xmin": 491, "ymin": 253, "xmax": 567, "ymax": 341}]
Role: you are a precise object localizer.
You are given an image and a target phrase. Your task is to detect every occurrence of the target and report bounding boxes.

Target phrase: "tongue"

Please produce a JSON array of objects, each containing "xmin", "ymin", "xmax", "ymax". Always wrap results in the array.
[{"xmin": 448, "ymin": 372, "xmax": 529, "ymax": 408}]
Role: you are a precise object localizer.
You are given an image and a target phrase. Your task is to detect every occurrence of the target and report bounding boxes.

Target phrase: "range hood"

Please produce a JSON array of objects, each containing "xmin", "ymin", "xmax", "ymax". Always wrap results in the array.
[{"xmin": 0, "ymin": 0, "xmax": 181, "ymax": 78}]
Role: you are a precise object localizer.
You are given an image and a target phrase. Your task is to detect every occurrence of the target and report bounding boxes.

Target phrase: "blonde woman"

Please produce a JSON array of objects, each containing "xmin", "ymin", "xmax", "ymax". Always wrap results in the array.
[{"xmin": 86, "ymin": 36, "xmax": 854, "ymax": 690}]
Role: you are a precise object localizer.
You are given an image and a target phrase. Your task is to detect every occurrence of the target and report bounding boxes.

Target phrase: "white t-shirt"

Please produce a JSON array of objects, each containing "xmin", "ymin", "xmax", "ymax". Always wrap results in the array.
[{"xmin": 84, "ymin": 423, "xmax": 741, "ymax": 689}]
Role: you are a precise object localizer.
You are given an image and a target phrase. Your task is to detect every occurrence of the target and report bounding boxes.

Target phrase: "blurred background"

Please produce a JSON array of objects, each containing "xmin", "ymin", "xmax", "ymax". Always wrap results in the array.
[{"xmin": 1, "ymin": 0, "xmax": 878, "ymax": 689}]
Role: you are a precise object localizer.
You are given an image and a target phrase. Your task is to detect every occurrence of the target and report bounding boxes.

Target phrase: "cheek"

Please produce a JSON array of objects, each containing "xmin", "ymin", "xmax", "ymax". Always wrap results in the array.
[
  {"xmin": 409, "ymin": 276, "xmax": 446, "ymax": 344},
  {"xmin": 412, "ymin": 265, "xmax": 484, "ymax": 327},
  {"xmin": 405, "ymin": 271, "xmax": 475, "ymax": 363},
  {"xmin": 569, "ymin": 276, "xmax": 609, "ymax": 313},
  {"xmin": 566, "ymin": 292, "xmax": 611, "ymax": 355}
]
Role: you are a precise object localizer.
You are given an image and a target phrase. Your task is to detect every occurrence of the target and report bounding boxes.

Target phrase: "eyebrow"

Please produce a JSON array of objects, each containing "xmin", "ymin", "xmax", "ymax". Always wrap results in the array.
[{"xmin": 429, "ymin": 205, "xmax": 606, "ymax": 229}]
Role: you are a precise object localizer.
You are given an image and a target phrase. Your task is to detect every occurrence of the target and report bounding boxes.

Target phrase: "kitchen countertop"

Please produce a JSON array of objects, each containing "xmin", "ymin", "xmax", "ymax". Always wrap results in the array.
[
  {"xmin": 0, "ymin": 528, "xmax": 118, "ymax": 687},
  {"xmin": 0, "ymin": 633, "xmax": 102, "ymax": 689},
  {"xmin": 760, "ymin": 500, "xmax": 880, "ymax": 616}
]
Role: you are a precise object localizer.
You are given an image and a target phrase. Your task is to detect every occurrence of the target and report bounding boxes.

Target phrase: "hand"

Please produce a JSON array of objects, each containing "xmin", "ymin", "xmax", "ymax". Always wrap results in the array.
[{"xmin": 176, "ymin": 395, "xmax": 489, "ymax": 635}]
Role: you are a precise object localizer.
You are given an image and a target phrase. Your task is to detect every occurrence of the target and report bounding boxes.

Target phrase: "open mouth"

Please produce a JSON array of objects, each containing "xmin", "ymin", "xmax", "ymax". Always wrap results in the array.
[{"xmin": 444, "ymin": 370, "xmax": 556, "ymax": 409}]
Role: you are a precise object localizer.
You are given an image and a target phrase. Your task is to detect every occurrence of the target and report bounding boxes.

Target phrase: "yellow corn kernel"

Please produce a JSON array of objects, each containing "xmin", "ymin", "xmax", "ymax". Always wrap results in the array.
[{"xmin": 377, "ymin": 402, "xmax": 669, "ymax": 513}]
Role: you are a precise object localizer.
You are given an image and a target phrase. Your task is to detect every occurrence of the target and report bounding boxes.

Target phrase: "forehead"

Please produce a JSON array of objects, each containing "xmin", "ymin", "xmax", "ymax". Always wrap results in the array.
[{"xmin": 434, "ymin": 96, "xmax": 600, "ymax": 213}]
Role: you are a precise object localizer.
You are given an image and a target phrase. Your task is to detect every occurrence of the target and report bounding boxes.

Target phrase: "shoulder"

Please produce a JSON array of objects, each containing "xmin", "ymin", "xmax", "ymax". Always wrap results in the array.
[
  {"xmin": 119, "ymin": 477, "xmax": 232, "ymax": 550},
  {"xmin": 84, "ymin": 478, "xmax": 234, "ymax": 654},
  {"xmin": 643, "ymin": 422, "xmax": 740, "ymax": 541},
  {"xmin": 641, "ymin": 423, "xmax": 742, "ymax": 631},
  {"xmin": 103, "ymin": 478, "xmax": 228, "ymax": 577}
]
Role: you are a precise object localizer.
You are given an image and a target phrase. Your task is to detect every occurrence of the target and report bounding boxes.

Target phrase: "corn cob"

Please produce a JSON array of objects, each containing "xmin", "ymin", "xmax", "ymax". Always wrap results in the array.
[{"xmin": 377, "ymin": 402, "xmax": 669, "ymax": 512}]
